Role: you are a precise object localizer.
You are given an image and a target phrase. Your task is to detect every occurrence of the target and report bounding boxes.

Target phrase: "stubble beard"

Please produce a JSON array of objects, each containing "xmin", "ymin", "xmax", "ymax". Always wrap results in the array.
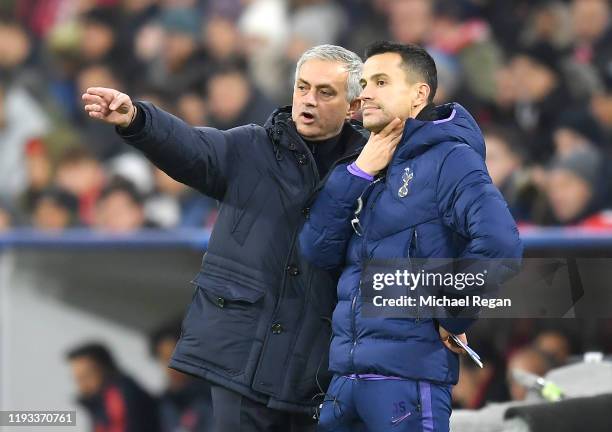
[{"xmin": 364, "ymin": 116, "xmax": 391, "ymax": 134}]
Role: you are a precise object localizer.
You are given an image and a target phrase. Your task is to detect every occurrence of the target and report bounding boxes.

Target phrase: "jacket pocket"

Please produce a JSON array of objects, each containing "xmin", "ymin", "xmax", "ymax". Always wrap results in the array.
[
  {"xmin": 192, "ymin": 272, "xmax": 265, "ymax": 303},
  {"xmin": 180, "ymin": 272, "xmax": 265, "ymax": 376}
]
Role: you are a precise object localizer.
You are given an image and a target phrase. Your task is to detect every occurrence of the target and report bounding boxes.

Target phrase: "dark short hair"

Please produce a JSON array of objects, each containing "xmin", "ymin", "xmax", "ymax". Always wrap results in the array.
[
  {"xmin": 35, "ymin": 187, "xmax": 79, "ymax": 214},
  {"xmin": 66, "ymin": 342, "xmax": 118, "ymax": 373},
  {"xmin": 99, "ymin": 176, "xmax": 144, "ymax": 206},
  {"xmin": 364, "ymin": 41, "xmax": 438, "ymax": 103}
]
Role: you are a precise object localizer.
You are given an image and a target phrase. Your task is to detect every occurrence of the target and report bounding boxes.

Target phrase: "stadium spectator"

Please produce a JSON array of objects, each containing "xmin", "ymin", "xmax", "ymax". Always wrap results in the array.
[
  {"xmin": 55, "ymin": 147, "xmax": 106, "ymax": 225},
  {"xmin": 569, "ymin": 0, "xmax": 612, "ymax": 90},
  {"xmin": 430, "ymin": 3, "xmax": 502, "ymax": 104},
  {"xmin": 534, "ymin": 330, "xmax": 572, "ymax": 368},
  {"xmin": 66, "ymin": 342, "xmax": 160, "ymax": 432},
  {"xmin": 21, "ymin": 137, "xmax": 53, "ymax": 214},
  {"xmin": 0, "ymin": 20, "xmax": 32, "ymax": 77},
  {"xmin": 553, "ymin": 108, "xmax": 605, "ymax": 157},
  {"xmin": 203, "ymin": 15, "xmax": 243, "ymax": 63},
  {"xmin": 484, "ymin": 126, "xmax": 544, "ymax": 223},
  {"xmin": 175, "ymin": 90, "xmax": 208, "ymax": 126},
  {"xmin": 79, "ymin": 8, "xmax": 121, "ymax": 66},
  {"xmin": 205, "ymin": 62, "xmax": 275, "ymax": 129},
  {"xmin": 94, "ymin": 177, "xmax": 151, "ymax": 232},
  {"xmin": 31, "ymin": 186, "xmax": 79, "ymax": 230},
  {"xmin": 237, "ymin": 0, "xmax": 290, "ymax": 102},
  {"xmin": 545, "ymin": 148, "xmax": 609, "ymax": 225},
  {"xmin": 387, "ymin": 0, "xmax": 433, "ymax": 46},
  {"xmin": 506, "ymin": 44, "xmax": 572, "ymax": 162},
  {"xmin": 148, "ymin": 7, "xmax": 210, "ymax": 96},
  {"xmin": 520, "ymin": 1, "xmax": 572, "ymax": 51}
]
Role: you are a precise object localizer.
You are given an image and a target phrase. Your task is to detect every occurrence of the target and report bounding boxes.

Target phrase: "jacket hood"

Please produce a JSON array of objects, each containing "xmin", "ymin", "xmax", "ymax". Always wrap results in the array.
[
  {"xmin": 396, "ymin": 102, "xmax": 485, "ymax": 160},
  {"xmin": 263, "ymin": 105, "xmax": 292, "ymax": 131}
]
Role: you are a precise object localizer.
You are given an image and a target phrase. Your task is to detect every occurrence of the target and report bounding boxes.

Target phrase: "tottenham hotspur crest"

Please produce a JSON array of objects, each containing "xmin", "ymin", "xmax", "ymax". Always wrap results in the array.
[{"xmin": 398, "ymin": 167, "xmax": 414, "ymax": 198}]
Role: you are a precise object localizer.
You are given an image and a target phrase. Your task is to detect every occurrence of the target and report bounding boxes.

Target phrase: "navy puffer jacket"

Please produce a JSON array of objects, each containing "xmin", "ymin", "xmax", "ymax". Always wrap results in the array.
[{"xmin": 299, "ymin": 103, "xmax": 523, "ymax": 384}]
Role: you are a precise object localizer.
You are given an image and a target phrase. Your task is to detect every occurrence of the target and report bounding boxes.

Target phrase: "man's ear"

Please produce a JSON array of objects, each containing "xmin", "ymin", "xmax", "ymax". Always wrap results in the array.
[
  {"xmin": 414, "ymin": 83, "xmax": 431, "ymax": 107},
  {"xmin": 347, "ymin": 99, "xmax": 361, "ymax": 119}
]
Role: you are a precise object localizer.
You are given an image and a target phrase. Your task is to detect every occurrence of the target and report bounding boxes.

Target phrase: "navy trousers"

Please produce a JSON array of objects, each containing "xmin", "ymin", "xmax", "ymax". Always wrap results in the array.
[
  {"xmin": 317, "ymin": 375, "xmax": 452, "ymax": 432},
  {"xmin": 210, "ymin": 385, "xmax": 317, "ymax": 432}
]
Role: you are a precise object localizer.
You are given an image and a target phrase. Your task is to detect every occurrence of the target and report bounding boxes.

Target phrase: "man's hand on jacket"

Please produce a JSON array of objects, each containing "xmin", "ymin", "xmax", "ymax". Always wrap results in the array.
[
  {"xmin": 82, "ymin": 87, "xmax": 136, "ymax": 128},
  {"xmin": 354, "ymin": 117, "xmax": 404, "ymax": 176}
]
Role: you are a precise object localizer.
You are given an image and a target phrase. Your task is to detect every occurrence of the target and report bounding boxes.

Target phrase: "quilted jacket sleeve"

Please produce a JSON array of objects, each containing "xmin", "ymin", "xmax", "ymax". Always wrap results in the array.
[
  {"xmin": 117, "ymin": 101, "xmax": 249, "ymax": 201},
  {"xmin": 436, "ymin": 144, "xmax": 523, "ymax": 260}
]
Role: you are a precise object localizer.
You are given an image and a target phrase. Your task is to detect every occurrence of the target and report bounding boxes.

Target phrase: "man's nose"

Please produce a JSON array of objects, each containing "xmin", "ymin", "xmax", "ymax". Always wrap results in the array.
[
  {"xmin": 359, "ymin": 86, "xmax": 372, "ymax": 101},
  {"xmin": 302, "ymin": 88, "xmax": 317, "ymax": 106}
]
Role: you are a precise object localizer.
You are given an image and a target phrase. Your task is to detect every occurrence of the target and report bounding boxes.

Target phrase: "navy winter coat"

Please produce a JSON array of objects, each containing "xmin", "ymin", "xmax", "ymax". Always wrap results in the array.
[
  {"xmin": 299, "ymin": 103, "xmax": 523, "ymax": 385},
  {"xmin": 118, "ymin": 103, "xmax": 368, "ymax": 413}
]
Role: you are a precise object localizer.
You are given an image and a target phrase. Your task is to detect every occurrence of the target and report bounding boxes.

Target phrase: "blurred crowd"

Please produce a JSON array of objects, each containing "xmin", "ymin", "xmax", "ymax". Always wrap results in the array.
[{"xmin": 0, "ymin": 0, "xmax": 611, "ymax": 231}]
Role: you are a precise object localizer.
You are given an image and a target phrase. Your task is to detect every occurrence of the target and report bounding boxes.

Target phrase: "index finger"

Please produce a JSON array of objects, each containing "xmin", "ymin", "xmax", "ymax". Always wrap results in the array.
[{"xmin": 86, "ymin": 87, "xmax": 117, "ymax": 104}]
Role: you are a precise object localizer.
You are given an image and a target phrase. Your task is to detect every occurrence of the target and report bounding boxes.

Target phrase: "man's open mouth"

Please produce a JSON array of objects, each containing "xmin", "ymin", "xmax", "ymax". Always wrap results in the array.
[{"xmin": 300, "ymin": 112, "xmax": 316, "ymax": 123}]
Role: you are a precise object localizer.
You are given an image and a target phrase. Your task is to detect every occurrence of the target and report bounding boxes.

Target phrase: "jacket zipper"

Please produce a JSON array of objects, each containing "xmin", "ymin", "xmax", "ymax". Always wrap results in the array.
[
  {"xmin": 412, "ymin": 229, "xmax": 420, "ymax": 323},
  {"xmin": 359, "ymin": 178, "xmax": 385, "ymax": 259},
  {"xmin": 349, "ymin": 284, "xmax": 359, "ymax": 370},
  {"xmin": 350, "ymin": 178, "xmax": 385, "ymax": 371},
  {"xmin": 416, "ymin": 381, "xmax": 422, "ymax": 414}
]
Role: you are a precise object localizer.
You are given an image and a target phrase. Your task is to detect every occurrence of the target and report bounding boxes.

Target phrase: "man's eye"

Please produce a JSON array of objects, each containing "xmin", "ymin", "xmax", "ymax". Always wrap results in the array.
[
  {"xmin": 321, "ymin": 90, "xmax": 331, "ymax": 96},
  {"xmin": 297, "ymin": 85, "xmax": 306, "ymax": 91},
  {"xmin": 377, "ymin": 80, "xmax": 386, "ymax": 86}
]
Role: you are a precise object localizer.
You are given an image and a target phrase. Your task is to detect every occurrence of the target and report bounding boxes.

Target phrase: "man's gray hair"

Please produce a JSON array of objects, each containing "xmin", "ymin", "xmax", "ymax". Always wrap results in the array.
[{"xmin": 294, "ymin": 44, "xmax": 363, "ymax": 102}]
